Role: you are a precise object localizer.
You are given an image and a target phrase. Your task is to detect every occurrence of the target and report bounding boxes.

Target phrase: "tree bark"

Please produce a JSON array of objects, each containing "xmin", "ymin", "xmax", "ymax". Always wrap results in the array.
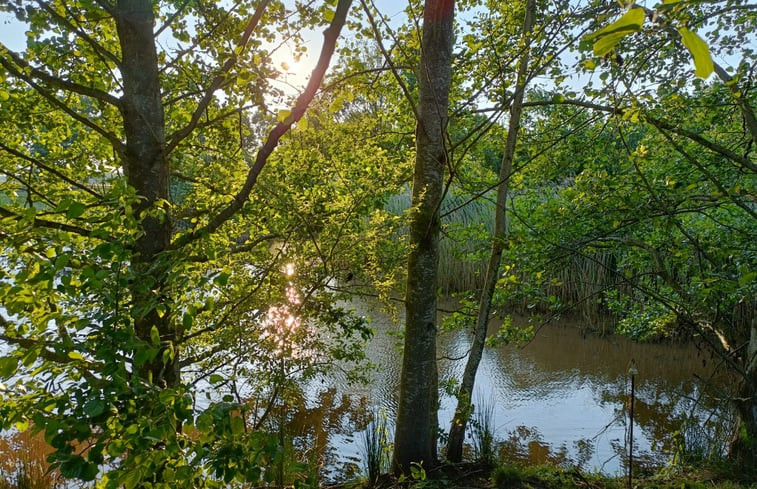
[
  {"xmin": 392, "ymin": 0, "xmax": 454, "ymax": 474},
  {"xmin": 730, "ymin": 316, "xmax": 757, "ymax": 468},
  {"xmin": 114, "ymin": 0, "xmax": 176, "ymax": 385},
  {"xmin": 445, "ymin": 0, "xmax": 535, "ymax": 463}
]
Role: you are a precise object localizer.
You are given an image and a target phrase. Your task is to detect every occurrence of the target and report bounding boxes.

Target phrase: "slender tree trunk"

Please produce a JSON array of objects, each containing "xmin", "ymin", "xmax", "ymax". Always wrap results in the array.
[
  {"xmin": 445, "ymin": 0, "xmax": 535, "ymax": 463},
  {"xmin": 114, "ymin": 0, "xmax": 176, "ymax": 386},
  {"xmin": 392, "ymin": 0, "xmax": 454, "ymax": 474}
]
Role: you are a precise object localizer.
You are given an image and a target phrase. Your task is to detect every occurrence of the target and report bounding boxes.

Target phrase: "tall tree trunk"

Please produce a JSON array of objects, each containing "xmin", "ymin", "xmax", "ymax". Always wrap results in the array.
[
  {"xmin": 114, "ymin": 0, "xmax": 176, "ymax": 386},
  {"xmin": 392, "ymin": 0, "xmax": 454, "ymax": 474},
  {"xmin": 445, "ymin": 0, "xmax": 535, "ymax": 463}
]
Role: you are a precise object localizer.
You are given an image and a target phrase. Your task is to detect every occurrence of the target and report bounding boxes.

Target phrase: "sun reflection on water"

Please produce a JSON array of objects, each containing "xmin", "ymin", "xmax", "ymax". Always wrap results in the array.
[{"xmin": 259, "ymin": 264, "xmax": 316, "ymax": 362}]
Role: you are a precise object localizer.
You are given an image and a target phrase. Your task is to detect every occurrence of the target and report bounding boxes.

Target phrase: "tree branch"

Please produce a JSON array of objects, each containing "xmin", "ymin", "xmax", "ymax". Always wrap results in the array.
[
  {"xmin": 36, "ymin": 0, "xmax": 122, "ymax": 69},
  {"xmin": 172, "ymin": 0, "xmax": 354, "ymax": 248},
  {"xmin": 166, "ymin": 0, "xmax": 271, "ymax": 151},
  {"xmin": 359, "ymin": 0, "xmax": 419, "ymax": 119},
  {"xmin": 0, "ymin": 205, "xmax": 94, "ymax": 237},
  {"xmin": 0, "ymin": 142, "xmax": 103, "ymax": 199},
  {"xmin": 0, "ymin": 55, "xmax": 126, "ymax": 156},
  {"xmin": 0, "ymin": 45, "xmax": 121, "ymax": 108},
  {"xmin": 523, "ymin": 99, "xmax": 757, "ymax": 172}
]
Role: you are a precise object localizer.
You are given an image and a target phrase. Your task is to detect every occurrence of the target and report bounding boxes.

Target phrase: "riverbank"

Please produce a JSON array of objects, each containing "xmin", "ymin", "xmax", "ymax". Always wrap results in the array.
[{"xmin": 340, "ymin": 462, "xmax": 757, "ymax": 489}]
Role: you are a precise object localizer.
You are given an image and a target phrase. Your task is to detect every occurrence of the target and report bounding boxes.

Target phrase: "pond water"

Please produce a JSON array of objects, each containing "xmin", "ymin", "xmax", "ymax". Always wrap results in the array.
[
  {"xmin": 299, "ymin": 297, "xmax": 730, "ymax": 480},
  {"xmin": 0, "ymin": 297, "xmax": 731, "ymax": 483}
]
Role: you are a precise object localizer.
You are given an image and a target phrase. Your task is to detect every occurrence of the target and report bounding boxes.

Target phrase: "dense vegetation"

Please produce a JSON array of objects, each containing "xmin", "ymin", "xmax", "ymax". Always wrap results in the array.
[{"xmin": 0, "ymin": 0, "xmax": 754, "ymax": 487}]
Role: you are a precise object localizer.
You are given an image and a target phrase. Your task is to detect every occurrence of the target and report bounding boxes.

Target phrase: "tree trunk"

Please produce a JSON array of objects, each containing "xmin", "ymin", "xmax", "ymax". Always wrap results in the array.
[
  {"xmin": 114, "ymin": 0, "xmax": 176, "ymax": 386},
  {"xmin": 392, "ymin": 0, "xmax": 454, "ymax": 474},
  {"xmin": 730, "ymin": 317, "xmax": 757, "ymax": 468},
  {"xmin": 445, "ymin": 0, "xmax": 535, "ymax": 463}
]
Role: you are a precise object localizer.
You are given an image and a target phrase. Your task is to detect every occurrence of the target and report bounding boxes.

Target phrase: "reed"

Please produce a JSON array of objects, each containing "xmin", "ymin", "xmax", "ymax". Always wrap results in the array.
[
  {"xmin": 359, "ymin": 411, "xmax": 391, "ymax": 485},
  {"xmin": 470, "ymin": 394, "xmax": 497, "ymax": 465},
  {"xmin": 384, "ymin": 187, "xmax": 494, "ymax": 294}
]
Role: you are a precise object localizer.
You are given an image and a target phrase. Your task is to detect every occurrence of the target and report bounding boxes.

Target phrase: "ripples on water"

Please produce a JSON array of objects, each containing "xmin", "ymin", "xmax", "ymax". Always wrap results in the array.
[{"xmin": 304, "ymin": 297, "xmax": 731, "ymax": 480}]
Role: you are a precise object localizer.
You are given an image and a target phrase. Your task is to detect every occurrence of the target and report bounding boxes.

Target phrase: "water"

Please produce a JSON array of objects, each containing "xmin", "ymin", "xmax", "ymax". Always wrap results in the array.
[
  {"xmin": 0, "ymin": 295, "xmax": 730, "ymax": 482},
  {"xmin": 304, "ymin": 297, "xmax": 729, "ymax": 478}
]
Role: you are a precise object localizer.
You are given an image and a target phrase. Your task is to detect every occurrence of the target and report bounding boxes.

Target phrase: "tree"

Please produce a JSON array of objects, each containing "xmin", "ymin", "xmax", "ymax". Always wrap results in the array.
[
  {"xmin": 392, "ymin": 0, "xmax": 455, "ymax": 473},
  {"xmin": 0, "ymin": 0, "xmax": 355, "ymax": 485},
  {"xmin": 445, "ymin": 0, "xmax": 536, "ymax": 463}
]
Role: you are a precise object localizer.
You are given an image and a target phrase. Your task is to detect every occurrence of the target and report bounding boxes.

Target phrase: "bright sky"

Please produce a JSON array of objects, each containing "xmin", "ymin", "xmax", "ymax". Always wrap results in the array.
[{"xmin": 0, "ymin": 1, "xmax": 412, "ymax": 91}]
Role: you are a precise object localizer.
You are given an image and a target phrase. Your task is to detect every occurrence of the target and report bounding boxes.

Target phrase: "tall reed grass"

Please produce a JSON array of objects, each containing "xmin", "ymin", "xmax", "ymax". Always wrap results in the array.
[
  {"xmin": 359, "ymin": 411, "xmax": 391, "ymax": 485},
  {"xmin": 385, "ymin": 187, "xmax": 494, "ymax": 294},
  {"xmin": 385, "ymin": 186, "xmax": 620, "ymax": 325},
  {"xmin": 0, "ymin": 431, "xmax": 60, "ymax": 489},
  {"xmin": 470, "ymin": 395, "xmax": 497, "ymax": 465}
]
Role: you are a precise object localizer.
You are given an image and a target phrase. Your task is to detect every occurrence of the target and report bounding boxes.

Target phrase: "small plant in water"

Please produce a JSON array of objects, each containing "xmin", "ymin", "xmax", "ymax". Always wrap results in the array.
[
  {"xmin": 470, "ymin": 395, "xmax": 496, "ymax": 465},
  {"xmin": 360, "ymin": 410, "xmax": 391, "ymax": 485}
]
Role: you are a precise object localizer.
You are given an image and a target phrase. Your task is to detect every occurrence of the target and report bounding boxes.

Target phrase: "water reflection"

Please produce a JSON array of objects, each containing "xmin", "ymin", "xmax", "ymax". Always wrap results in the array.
[{"xmin": 306, "ymin": 297, "xmax": 730, "ymax": 478}]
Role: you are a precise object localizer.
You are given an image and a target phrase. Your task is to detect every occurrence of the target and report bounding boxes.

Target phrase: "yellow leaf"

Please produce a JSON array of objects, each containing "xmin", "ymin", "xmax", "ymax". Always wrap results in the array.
[
  {"xmin": 586, "ymin": 8, "xmax": 645, "ymax": 57},
  {"xmin": 277, "ymin": 110, "xmax": 291, "ymax": 123},
  {"xmin": 678, "ymin": 27, "xmax": 714, "ymax": 79}
]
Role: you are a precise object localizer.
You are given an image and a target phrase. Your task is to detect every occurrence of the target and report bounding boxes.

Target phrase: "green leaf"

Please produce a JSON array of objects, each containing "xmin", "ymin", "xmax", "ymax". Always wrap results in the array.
[
  {"xmin": 67, "ymin": 351, "xmax": 85, "ymax": 361},
  {"xmin": 66, "ymin": 201, "xmax": 86, "ymax": 219},
  {"xmin": 83, "ymin": 398, "xmax": 106, "ymax": 418},
  {"xmin": 122, "ymin": 467, "xmax": 144, "ymax": 489},
  {"xmin": 678, "ymin": 27, "xmax": 713, "ymax": 78},
  {"xmin": 214, "ymin": 272, "xmax": 230, "ymax": 286},
  {"xmin": 738, "ymin": 271, "xmax": 756, "ymax": 287},
  {"xmin": 0, "ymin": 357, "xmax": 17, "ymax": 378},
  {"xmin": 195, "ymin": 412, "xmax": 213, "ymax": 433},
  {"xmin": 209, "ymin": 373, "xmax": 224, "ymax": 384},
  {"xmin": 586, "ymin": 8, "xmax": 645, "ymax": 57},
  {"xmin": 54, "ymin": 253, "xmax": 70, "ymax": 270},
  {"xmin": 276, "ymin": 110, "xmax": 291, "ymax": 123},
  {"xmin": 0, "ymin": 90, "xmax": 9, "ymax": 101},
  {"xmin": 150, "ymin": 325, "xmax": 161, "ymax": 345},
  {"xmin": 182, "ymin": 312, "xmax": 194, "ymax": 331},
  {"xmin": 230, "ymin": 414, "xmax": 244, "ymax": 434}
]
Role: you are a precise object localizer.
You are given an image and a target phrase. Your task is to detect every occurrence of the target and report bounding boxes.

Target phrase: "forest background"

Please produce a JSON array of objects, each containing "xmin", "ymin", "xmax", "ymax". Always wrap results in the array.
[{"xmin": 0, "ymin": 0, "xmax": 754, "ymax": 487}]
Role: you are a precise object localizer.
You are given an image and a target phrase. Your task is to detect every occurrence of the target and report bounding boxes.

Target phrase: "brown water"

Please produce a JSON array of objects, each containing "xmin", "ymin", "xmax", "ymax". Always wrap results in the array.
[{"xmin": 303, "ymin": 297, "xmax": 731, "ymax": 479}]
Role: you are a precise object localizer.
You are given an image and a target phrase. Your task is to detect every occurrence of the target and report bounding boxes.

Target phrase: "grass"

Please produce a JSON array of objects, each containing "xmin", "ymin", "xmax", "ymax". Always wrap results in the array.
[
  {"xmin": 470, "ymin": 396, "xmax": 496, "ymax": 466},
  {"xmin": 384, "ymin": 187, "xmax": 494, "ymax": 294},
  {"xmin": 344, "ymin": 461, "xmax": 756, "ymax": 489},
  {"xmin": 384, "ymin": 187, "xmax": 621, "ymax": 325},
  {"xmin": 360, "ymin": 411, "xmax": 392, "ymax": 486}
]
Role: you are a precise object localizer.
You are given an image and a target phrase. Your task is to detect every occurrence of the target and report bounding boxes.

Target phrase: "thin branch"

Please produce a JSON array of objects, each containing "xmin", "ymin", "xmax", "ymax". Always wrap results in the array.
[
  {"xmin": 166, "ymin": 0, "xmax": 271, "ymax": 151},
  {"xmin": 155, "ymin": 0, "xmax": 192, "ymax": 38},
  {"xmin": 655, "ymin": 127, "xmax": 757, "ymax": 220},
  {"xmin": 360, "ymin": 0, "xmax": 418, "ymax": 118},
  {"xmin": 36, "ymin": 0, "xmax": 122, "ymax": 69},
  {"xmin": 0, "ymin": 45, "xmax": 121, "ymax": 107},
  {"xmin": 523, "ymin": 98, "xmax": 757, "ymax": 172},
  {"xmin": 0, "ymin": 143, "xmax": 103, "ymax": 199},
  {"xmin": 172, "ymin": 0, "xmax": 353, "ymax": 248},
  {"xmin": 0, "ymin": 58, "xmax": 126, "ymax": 155},
  {"xmin": 0, "ymin": 205, "xmax": 94, "ymax": 237}
]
